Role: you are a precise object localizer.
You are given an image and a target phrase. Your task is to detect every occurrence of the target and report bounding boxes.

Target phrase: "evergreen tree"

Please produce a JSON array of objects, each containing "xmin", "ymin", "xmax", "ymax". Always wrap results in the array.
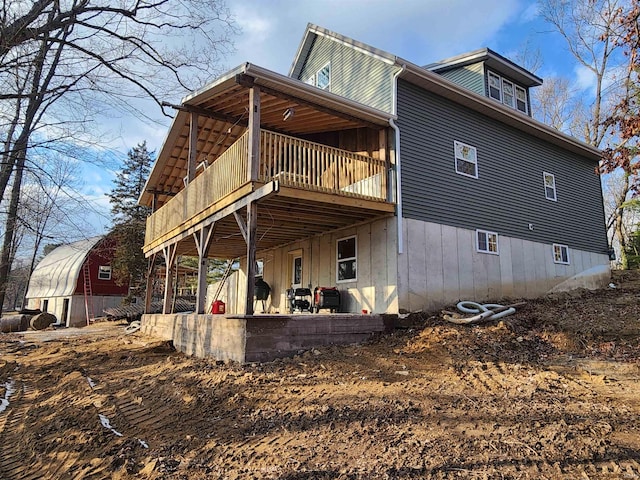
[{"xmin": 107, "ymin": 142, "xmax": 154, "ymax": 293}]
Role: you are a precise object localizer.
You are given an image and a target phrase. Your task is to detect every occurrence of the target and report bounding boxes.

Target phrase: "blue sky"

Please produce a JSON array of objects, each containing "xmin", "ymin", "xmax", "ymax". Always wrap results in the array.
[{"xmin": 82, "ymin": 0, "xmax": 591, "ymax": 234}]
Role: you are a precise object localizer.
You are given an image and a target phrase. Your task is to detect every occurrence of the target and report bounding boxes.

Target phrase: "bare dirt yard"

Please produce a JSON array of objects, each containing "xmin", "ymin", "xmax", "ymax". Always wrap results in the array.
[{"xmin": 1, "ymin": 272, "xmax": 640, "ymax": 479}]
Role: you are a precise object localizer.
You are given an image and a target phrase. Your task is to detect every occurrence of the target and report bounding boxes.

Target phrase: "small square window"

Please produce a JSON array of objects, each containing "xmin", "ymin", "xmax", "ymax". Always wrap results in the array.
[
  {"xmin": 476, "ymin": 230, "xmax": 499, "ymax": 255},
  {"xmin": 337, "ymin": 235, "xmax": 357, "ymax": 282},
  {"xmin": 553, "ymin": 244, "xmax": 570, "ymax": 264},
  {"xmin": 98, "ymin": 265, "xmax": 111, "ymax": 280},
  {"xmin": 454, "ymin": 141, "xmax": 478, "ymax": 178},
  {"xmin": 316, "ymin": 63, "xmax": 331, "ymax": 90},
  {"xmin": 255, "ymin": 259, "xmax": 264, "ymax": 277},
  {"xmin": 544, "ymin": 172, "xmax": 557, "ymax": 201}
]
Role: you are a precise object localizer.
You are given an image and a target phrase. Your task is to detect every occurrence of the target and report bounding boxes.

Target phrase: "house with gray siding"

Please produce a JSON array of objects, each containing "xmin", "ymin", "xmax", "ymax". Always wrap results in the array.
[
  {"xmin": 140, "ymin": 22, "xmax": 609, "ymax": 334},
  {"xmin": 285, "ymin": 23, "xmax": 609, "ymax": 312}
]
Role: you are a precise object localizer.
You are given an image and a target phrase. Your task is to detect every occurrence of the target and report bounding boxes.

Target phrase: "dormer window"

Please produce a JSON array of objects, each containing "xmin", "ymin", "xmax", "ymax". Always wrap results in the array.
[{"xmin": 487, "ymin": 70, "xmax": 528, "ymax": 115}]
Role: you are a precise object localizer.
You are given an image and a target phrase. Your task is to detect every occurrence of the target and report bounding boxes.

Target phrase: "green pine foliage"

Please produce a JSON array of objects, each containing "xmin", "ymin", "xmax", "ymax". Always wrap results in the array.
[{"xmin": 107, "ymin": 142, "xmax": 154, "ymax": 291}]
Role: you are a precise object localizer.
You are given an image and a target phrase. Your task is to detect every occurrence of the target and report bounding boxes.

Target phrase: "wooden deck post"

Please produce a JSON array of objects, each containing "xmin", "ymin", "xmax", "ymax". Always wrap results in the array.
[
  {"xmin": 162, "ymin": 243, "xmax": 177, "ymax": 314},
  {"xmin": 245, "ymin": 201, "xmax": 258, "ymax": 315},
  {"xmin": 187, "ymin": 112, "xmax": 198, "ymax": 184},
  {"xmin": 193, "ymin": 223, "xmax": 215, "ymax": 314},
  {"xmin": 379, "ymin": 128, "xmax": 391, "ymax": 202},
  {"xmin": 144, "ymin": 253, "xmax": 157, "ymax": 314},
  {"xmin": 247, "ymin": 86, "xmax": 261, "ymax": 182}
]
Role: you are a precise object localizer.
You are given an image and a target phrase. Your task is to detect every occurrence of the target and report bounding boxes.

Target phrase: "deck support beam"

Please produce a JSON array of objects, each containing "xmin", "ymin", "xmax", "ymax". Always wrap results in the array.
[
  {"xmin": 162, "ymin": 243, "xmax": 178, "ymax": 314},
  {"xmin": 193, "ymin": 223, "xmax": 215, "ymax": 314},
  {"xmin": 187, "ymin": 112, "xmax": 198, "ymax": 184},
  {"xmin": 144, "ymin": 253, "xmax": 157, "ymax": 314},
  {"xmin": 245, "ymin": 201, "xmax": 258, "ymax": 315},
  {"xmin": 248, "ymin": 86, "xmax": 261, "ymax": 182}
]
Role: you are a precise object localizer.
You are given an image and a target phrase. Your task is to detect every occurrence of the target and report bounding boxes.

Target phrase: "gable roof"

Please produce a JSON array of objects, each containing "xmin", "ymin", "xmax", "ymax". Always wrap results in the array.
[
  {"xmin": 289, "ymin": 23, "xmax": 600, "ymax": 162},
  {"xmin": 26, "ymin": 236, "xmax": 103, "ymax": 298}
]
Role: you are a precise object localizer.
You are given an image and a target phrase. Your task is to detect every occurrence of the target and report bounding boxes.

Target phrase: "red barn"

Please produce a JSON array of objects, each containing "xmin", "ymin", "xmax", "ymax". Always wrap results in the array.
[{"xmin": 25, "ymin": 235, "xmax": 129, "ymax": 327}]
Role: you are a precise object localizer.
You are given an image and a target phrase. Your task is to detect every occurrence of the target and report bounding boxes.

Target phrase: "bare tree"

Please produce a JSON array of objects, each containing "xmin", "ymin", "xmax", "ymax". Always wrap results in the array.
[
  {"xmin": 539, "ymin": 0, "xmax": 636, "ymax": 267},
  {"xmin": 0, "ymin": 0, "xmax": 237, "ymax": 314}
]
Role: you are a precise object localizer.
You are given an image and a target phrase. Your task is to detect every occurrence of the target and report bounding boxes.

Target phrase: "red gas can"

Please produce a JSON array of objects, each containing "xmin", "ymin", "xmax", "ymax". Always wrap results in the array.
[{"xmin": 211, "ymin": 300, "xmax": 226, "ymax": 314}]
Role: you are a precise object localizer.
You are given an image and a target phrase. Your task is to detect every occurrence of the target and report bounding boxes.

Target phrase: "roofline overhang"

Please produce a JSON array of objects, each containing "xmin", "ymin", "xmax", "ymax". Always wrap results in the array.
[
  {"xmin": 425, "ymin": 48, "xmax": 543, "ymax": 87},
  {"xmin": 287, "ymin": 24, "xmax": 596, "ymax": 161},
  {"xmin": 396, "ymin": 59, "xmax": 600, "ymax": 161}
]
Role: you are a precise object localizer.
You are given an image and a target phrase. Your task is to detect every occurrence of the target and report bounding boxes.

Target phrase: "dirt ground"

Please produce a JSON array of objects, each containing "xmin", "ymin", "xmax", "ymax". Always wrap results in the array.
[{"xmin": 1, "ymin": 272, "xmax": 640, "ymax": 479}]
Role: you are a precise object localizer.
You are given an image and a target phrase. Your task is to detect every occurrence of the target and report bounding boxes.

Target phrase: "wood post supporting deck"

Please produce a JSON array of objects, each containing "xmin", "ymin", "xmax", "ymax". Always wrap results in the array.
[
  {"xmin": 144, "ymin": 253, "xmax": 157, "ymax": 314},
  {"xmin": 187, "ymin": 112, "xmax": 198, "ymax": 184},
  {"xmin": 162, "ymin": 243, "xmax": 177, "ymax": 314},
  {"xmin": 245, "ymin": 201, "xmax": 258, "ymax": 315},
  {"xmin": 247, "ymin": 86, "xmax": 261, "ymax": 183},
  {"xmin": 193, "ymin": 223, "xmax": 215, "ymax": 314}
]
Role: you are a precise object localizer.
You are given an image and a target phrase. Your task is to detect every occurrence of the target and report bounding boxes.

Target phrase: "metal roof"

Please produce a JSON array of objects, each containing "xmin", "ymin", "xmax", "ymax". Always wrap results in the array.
[{"xmin": 26, "ymin": 236, "xmax": 103, "ymax": 299}]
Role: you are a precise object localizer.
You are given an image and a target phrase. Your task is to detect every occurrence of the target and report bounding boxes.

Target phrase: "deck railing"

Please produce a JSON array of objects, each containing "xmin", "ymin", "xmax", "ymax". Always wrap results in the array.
[
  {"xmin": 145, "ymin": 132, "xmax": 248, "ymax": 244},
  {"xmin": 145, "ymin": 129, "xmax": 388, "ymax": 246},
  {"xmin": 259, "ymin": 130, "xmax": 387, "ymax": 200}
]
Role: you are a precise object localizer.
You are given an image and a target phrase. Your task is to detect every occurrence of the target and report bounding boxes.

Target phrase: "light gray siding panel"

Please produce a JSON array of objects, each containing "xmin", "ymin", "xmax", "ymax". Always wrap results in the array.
[
  {"xmin": 297, "ymin": 35, "xmax": 396, "ymax": 113},
  {"xmin": 396, "ymin": 80, "xmax": 608, "ymax": 255},
  {"xmin": 437, "ymin": 63, "xmax": 485, "ymax": 96}
]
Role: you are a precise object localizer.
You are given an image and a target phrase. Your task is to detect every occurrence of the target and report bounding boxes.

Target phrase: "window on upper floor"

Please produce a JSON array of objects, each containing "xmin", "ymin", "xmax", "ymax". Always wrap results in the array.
[
  {"xmin": 544, "ymin": 172, "xmax": 557, "ymax": 201},
  {"xmin": 553, "ymin": 244, "xmax": 570, "ymax": 264},
  {"xmin": 476, "ymin": 229, "xmax": 499, "ymax": 255},
  {"xmin": 454, "ymin": 140, "xmax": 478, "ymax": 178},
  {"xmin": 304, "ymin": 75, "xmax": 315, "ymax": 85},
  {"xmin": 487, "ymin": 70, "xmax": 528, "ymax": 115},
  {"xmin": 316, "ymin": 62, "xmax": 331, "ymax": 90}
]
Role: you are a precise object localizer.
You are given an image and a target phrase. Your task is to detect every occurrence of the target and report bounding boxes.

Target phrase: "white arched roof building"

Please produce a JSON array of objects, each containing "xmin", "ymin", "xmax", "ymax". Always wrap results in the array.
[{"xmin": 26, "ymin": 236, "xmax": 129, "ymax": 327}]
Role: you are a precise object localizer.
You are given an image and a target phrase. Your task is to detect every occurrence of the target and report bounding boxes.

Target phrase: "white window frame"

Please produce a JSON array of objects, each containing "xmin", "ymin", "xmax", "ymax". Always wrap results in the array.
[
  {"xmin": 454, "ymin": 140, "xmax": 478, "ymax": 179},
  {"xmin": 476, "ymin": 229, "xmax": 499, "ymax": 255},
  {"xmin": 487, "ymin": 70, "xmax": 528, "ymax": 114},
  {"xmin": 515, "ymin": 85, "xmax": 528, "ymax": 114},
  {"xmin": 553, "ymin": 244, "xmax": 570, "ymax": 264},
  {"xmin": 488, "ymin": 71, "xmax": 502, "ymax": 101},
  {"xmin": 502, "ymin": 78, "xmax": 515, "ymax": 108},
  {"xmin": 304, "ymin": 74, "xmax": 315, "ymax": 85},
  {"xmin": 543, "ymin": 172, "xmax": 557, "ymax": 201},
  {"xmin": 316, "ymin": 62, "xmax": 331, "ymax": 90},
  {"xmin": 255, "ymin": 259, "xmax": 264, "ymax": 277},
  {"xmin": 98, "ymin": 265, "xmax": 112, "ymax": 280},
  {"xmin": 336, "ymin": 235, "xmax": 357, "ymax": 283}
]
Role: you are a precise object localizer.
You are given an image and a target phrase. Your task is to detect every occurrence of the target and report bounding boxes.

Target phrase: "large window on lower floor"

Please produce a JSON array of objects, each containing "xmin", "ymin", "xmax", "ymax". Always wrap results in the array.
[{"xmin": 337, "ymin": 235, "xmax": 357, "ymax": 282}]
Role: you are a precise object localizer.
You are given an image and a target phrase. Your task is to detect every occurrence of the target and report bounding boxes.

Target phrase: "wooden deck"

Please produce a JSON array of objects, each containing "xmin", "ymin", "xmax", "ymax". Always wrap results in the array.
[{"xmin": 143, "ymin": 129, "xmax": 393, "ymax": 257}]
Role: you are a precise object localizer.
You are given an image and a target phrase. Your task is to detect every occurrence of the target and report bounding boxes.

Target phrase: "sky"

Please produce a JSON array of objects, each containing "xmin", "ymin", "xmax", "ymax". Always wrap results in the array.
[{"xmin": 81, "ymin": 0, "xmax": 590, "ymax": 235}]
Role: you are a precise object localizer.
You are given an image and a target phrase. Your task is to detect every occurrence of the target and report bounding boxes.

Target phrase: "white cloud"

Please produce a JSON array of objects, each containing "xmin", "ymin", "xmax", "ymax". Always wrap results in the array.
[{"xmin": 573, "ymin": 64, "xmax": 597, "ymax": 92}]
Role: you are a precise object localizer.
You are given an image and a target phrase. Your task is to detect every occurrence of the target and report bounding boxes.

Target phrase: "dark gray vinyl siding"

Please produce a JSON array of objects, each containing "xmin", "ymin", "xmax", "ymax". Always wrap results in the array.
[
  {"xmin": 397, "ymin": 79, "xmax": 608, "ymax": 254},
  {"xmin": 297, "ymin": 35, "xmax": 396, "ymax": 113},
  {"xmin": 437, "ymin": 63, "xmax": 485, "ymax": 96}
]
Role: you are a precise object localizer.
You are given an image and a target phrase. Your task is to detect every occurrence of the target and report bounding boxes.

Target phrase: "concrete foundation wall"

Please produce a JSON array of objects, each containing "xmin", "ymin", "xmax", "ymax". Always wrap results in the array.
[
  {"xmin": 398, "ymin": 218, "xmax": 611, "ymax": 312},
  {"xmin": 220, "ymin": 217, "xmax": 399, "ymax": 315},
  {"xmin": 141, "ymin": 313, "xmax": 392, "ymax": 363}
]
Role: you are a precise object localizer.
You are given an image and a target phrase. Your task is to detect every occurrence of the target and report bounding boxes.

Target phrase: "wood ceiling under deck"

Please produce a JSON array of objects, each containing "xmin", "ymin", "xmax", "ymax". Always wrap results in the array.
[
  {"xmin": 144, "ymin": 76, "xmax": 386, "ymax": 209},
  {"xmin": 169, "ymin": 188, "xmax": 395, "ymax": 259}
]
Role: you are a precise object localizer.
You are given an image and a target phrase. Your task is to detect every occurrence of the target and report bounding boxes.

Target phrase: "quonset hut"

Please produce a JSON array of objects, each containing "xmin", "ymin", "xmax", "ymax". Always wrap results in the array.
[{"xmin": 25, "ymin": 236, "xmax": 129, "ymax": 327}]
